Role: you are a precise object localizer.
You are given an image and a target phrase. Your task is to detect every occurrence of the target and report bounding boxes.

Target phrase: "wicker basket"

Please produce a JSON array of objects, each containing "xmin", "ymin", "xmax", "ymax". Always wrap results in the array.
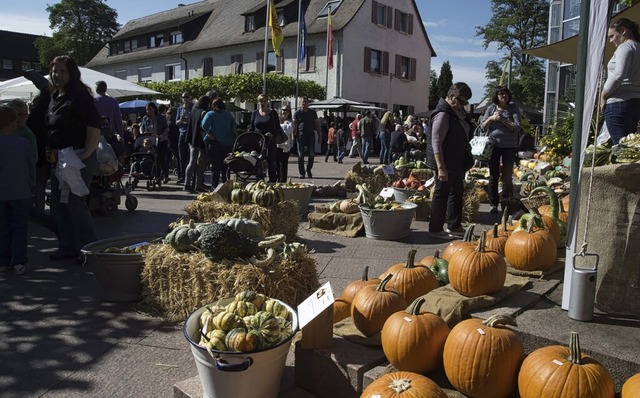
[{"xmin": 520, "ymin": 193, "xmax": 550, "ymax": 212}]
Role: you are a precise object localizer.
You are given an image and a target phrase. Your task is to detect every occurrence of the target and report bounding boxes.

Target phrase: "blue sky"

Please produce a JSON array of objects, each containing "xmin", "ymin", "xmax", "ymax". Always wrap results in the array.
[{"xmin": 0, "ymin": 0, "xmax": 499, "ymax": 103}]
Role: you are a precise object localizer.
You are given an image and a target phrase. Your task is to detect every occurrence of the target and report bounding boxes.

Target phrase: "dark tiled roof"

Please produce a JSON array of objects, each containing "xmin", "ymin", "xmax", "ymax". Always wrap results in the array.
[{"xmin": 0, "ymin": 30, "xmax": 46, "ymax": 61}]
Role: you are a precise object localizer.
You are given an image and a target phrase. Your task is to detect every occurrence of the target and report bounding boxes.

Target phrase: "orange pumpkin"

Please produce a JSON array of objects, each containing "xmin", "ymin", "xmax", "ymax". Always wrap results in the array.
[
  {"xmin": 561, "ymin": 194, "xmax": 570, "ymax": 212},
  {"xmin": 519, "ymin": 332, "xmax": 615, "ymax": 398},
  {"xmin": 505, "ymin": 215, "xmax": 557, "ymax": 271},
  {"xmin": 351, "ymin": 274, "xmax": 407, "ymax": 337},
  {"xmin": 530, "ymin": 186, "xmax": 567, "ymax": 247},
  {"xmin": 381, "ymin": 297, "xmax": 450, "ymax": 374},
  {"xmin": 341, "ymin": 265, "xmax": 381, "ymax": 303},
  {"xmin": 485, "ymin": 223, "xmax": 508, "ymax": 257},
  {"xmin": 441, "ymin": 224, "xmax": 477, "ymax": 261},
  {"xmin": 517, "ymin": 211, "xmax": 561, "ymax": 247},
  {"xmin": 332, "ymin": 298, "xmax": 351, "ymax": 324},
  {"xmin": 497, "ymin": 210, "xmax": 516, "ymax": 236},
  {"xmin": 447, "ymin": 230, "xmax": 507, "ymax": 297},
  {"xmin": 443, "ymin": 315, "xmax": 524, "ymax": 398},
  {"xmin": 622, "ymin": 373, "xmax": 640, "ymax": 398},
  {"xmin": 361, "ymin": 371, "xmax": 447, "ymax": 398},
  {"xmin": 379, "ymin": 249, "xmax": 439, "ymax": 303}
]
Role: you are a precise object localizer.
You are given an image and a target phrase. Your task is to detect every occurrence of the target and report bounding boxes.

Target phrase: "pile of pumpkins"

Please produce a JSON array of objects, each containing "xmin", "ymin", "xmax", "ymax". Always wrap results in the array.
[{"xmin": 229, "ymin": 180, "xmax": 286, "ymax": 207}]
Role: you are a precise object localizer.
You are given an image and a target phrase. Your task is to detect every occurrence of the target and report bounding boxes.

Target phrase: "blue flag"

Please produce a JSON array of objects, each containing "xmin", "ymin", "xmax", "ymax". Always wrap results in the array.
[{"xmin": 299, "ymin": 9, "xmax": 307, "ymax": 64}]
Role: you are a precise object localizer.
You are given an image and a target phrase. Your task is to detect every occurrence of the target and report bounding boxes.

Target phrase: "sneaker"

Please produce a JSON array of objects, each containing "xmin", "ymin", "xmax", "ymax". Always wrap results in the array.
[
  {"xmin": 429, "ymin": 230, "xmax": 453, "ymax": 239},
  {"xmin": 299, "ymin": 175, "xmax": 305, "ymax": 179},
  {"xmin": 490, "ymin": 205, "xmax": 499, "ymax": 214},
  {"xmin": 14, "ymin": 263, "xmax": 29, "ymax": 275},
  {"xmin": 0, "ymin": 265, "xmax": 11, "ymax": 273},
  {"xmin": 307, "ymin": 171, "xmax": 313, "ymax": 178},
  {"xmin": 445, "ymin": 227, "xmax": 465, "ymax": 237}
]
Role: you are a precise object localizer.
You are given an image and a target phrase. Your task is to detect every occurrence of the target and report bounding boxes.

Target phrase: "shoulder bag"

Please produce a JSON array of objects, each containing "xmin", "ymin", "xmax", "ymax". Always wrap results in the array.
[{"xmin": 469, "ymin": 124, "xmax": 495, "ymax": 162}]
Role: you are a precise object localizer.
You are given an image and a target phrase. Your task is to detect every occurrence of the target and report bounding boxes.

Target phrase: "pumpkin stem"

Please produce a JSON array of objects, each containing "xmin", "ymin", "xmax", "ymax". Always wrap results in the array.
[
  {"xmin": 388, "ymin": 378, "xmax": 413, "ymax": 392},
  {"xmin": 404, "ymin": 249, "xmax": 418, "ymax": 268},
  {"xmin": 408, "ymin": 297, "xmax": 426, "ymax": 315},
  {"xmin": 361, "ymin": 265, "xmax": 371, "ymax": 282},
  {"xmin": 376, "ymin": 273, "xmax": 394, "ymax": 292},
  {"xmin": 530, "ymin": 186, "xmax": 560, "ymax": 220},
  {"xmin": 482, "ymin": 314, "xmax": 518, "ymax": 328},
  {"xmin": 475, "ymin": 230, "xmax": 488, "ymax": 252},
  {"xmin": 569, "ymin": 331, "xmax": 582, "ymax": 365},
  {"xmin": 434, "ymin": 249, "xmax": 441, "ymax": 259},
  {"xmin": 462, "ymin": 224, "xmax": 476, "ymax": 242},
  {"xmin": 492, "ymin": 223, "xmax": 499, "ymax": 238}
]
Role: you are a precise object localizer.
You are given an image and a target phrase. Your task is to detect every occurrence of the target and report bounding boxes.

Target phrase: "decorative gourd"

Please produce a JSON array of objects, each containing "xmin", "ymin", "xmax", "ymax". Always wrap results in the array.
[
  {"xmin": 217, "ymin": 217, "xmax": 265, "ymax": 240},
  {"xmin": 361, "ymin": 371, "xmax": 447, "ymax": 398},
  {"xmin": 521, "ymin": 174, "xmax": 546, "ymax": 195},
  {"xmin": 530, "ymin": 186, "xmax": 567, "ymax": 247},
  {"xmin": 351, "ymin": 274, "xmax": 407, "ymax": 337},
  {"xmin": 264, "ymin": 299, "xmax": 290, "ymax": 319},
  {"xmin": 518, "ymin": 331, "xmax": 615, "ymax": 398},
  {"xmin": 225, "ymin": 300, "xmax": 258, "ymax": 317},
  {"xmin": 443, "ymin": 315, "xmax": 525, "ymax": 398},
  {"xmin": 230, "ymin": 187, "xmax": 251, "ymax": 204},
  {"xmin": 212, "ymin": 310, "xmax": 243, "ymax": 332},
  {"xmin": 447, "ymin": 230, "xmax": 507, "ymax": 297},
  {"xmin": 231, "ymin": 180, "xmax": 245, "ymax": 190},
  {"xmin": 505, "ymin": 216, "xmax": 557, "ymax": 271},
  {"xmin": 339, "ymin": 199, "xmax": 359, "ymax": 214},
  {"xmin": 225, "ymin": 327, "xmax": 264, "ymax": 352},
  {"xmin": 381, "ymin": 297, "xmax": 450, "ymax": 374},
  {"xmin": 235, "ymin": 290, "xmax": 267, "ymax": 310},
  {"xmin": 201, "ymin": 328, "xmax": 227, "ymax": 351},
  {"xmin": 379, "ymin": 249, "xmax": 440, "ymax": 303},
  {"xmin": 333, "ymin": 298, "xmax": 351, "ymax": 323},
  {"xmin": 485, "ymin": 223, "xmax": 508, "ymax": 257},
  {"xmin": 164, "ymin": 220, "xmax": 202, "ymax": 252},
  {"xmin": 340, "ymin": 266, "xmax": 381, "ymax": 303},
  {"xmin": 249, "ymin": 310, "xmax": 281, "ymax": 345},
  {"xmin": 420, "ymin": 249, "xmax": 449, "ymax": 286},
  {"xmin": 252, "ymin": 188, "xmax": 277, "ymax": 207},
  {"xmin": 441, "ymin": 224, "xmax": 477, "ymax": 261},
  {"xmin": 622, "ymin": 373, "xmax": 640, "ymax": 398},
  {"xmin": 271, "ymin": 185, "xmax": 285, "ymax": 202}
]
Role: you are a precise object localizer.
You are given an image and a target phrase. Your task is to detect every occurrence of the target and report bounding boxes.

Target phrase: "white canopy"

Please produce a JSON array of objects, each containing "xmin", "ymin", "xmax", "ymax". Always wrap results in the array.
[{"xmin": 0, "ymin": 67, "xmax": 161, "ymax": 100}]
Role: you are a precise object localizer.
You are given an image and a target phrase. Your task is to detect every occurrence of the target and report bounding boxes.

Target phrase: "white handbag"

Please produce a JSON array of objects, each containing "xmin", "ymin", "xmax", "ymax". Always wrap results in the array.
[{"xmin": 470, "ymin": 125, "xmax": 495, "ymax": 162}]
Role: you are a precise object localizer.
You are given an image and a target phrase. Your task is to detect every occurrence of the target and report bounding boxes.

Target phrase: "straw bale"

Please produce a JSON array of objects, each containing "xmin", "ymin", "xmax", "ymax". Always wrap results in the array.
[
  {"xmin": 140, "ymin": 244, "xmax": 319, "ymax": 322},
  {"xmin": 463, "ymin": 189, "xmax": 480, "ymax": 224},
  {"xmin": 183, "ymin": 199, "xmax": 299, "ymax": 239}
]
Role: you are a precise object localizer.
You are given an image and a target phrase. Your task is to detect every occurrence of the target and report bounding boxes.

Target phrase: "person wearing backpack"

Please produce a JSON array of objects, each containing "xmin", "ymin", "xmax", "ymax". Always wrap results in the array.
[{"xmin": 481, "ymin": 86, "xmax": 521, "ymax": 214}]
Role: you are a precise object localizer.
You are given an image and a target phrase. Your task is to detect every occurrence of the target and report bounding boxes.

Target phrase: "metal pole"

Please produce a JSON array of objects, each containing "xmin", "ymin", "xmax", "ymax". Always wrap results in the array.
[
  {"xmin": 262, "ymin": 0, "xmax": 270, "ymax": 95},
  {"xmin": 324, "ymin": 7, "xmax": 331, "ymax": 99},
  {"xmin": 295, "ymin": 0, "xmax": 302, "ymax": 110}
]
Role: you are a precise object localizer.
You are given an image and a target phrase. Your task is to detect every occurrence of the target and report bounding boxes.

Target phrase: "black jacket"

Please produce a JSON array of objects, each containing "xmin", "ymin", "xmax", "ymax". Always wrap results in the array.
[{"xmin": 425, "ymin": 98, "xmax": 471, "ymax": 172}]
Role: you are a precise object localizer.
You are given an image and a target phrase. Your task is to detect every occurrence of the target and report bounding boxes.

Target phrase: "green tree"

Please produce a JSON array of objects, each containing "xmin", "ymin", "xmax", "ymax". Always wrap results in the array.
[
  {"xmin": 34, "ymin": 0, "xmax": 120, "ymax": 66},
  {"xmin": 436, "ymin": 61, "xmax": 453, "ymax": 101},
  {"xmin": 428, "ymin": 69, "xmax": 439, "ymax": 109},
  {"xmin": 475, "ymin": 0, "xmax": 549, "ymax": 107}
]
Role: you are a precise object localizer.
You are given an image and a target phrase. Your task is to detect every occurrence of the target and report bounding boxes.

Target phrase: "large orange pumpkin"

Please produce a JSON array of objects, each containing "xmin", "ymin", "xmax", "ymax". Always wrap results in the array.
[
  {"xmin": 518, "ymin": 331, "xmax": 615, "ymax": 398},
  {"xmin": 361, "ymin": 371, "xmax": 447, "ymax": 398},
  {"xmin": 447, "ymin": 231, "xmax": 507, "ymax": 297},
  {"xmin": 351, "ymin": 274, "xmax": 407, "ymax": 337},
  {"xmin": 530, "ymin": 186, "xmax": 567, "ymax": 247},
  {"xmin": 379, "ymin": 249, "xmax": 439, "ymax": 303},
  {"xmin": 516, "ymin": 211, "xmax": 561, "ymax": 247},
  {"xmin": 443, "ymin": 315, "xmax": 524, "ymax": 398},
  {"xmin": 497, "ymin": 209, "xmax": 516, "ymax": 236},
  {"xmin": 381, "ymin": 297, "xmax": 450, "ymax": 374},
  {"xmin": 341, "ymin": 265, "xmax": 381, "ymax": 303},
  {"xmin": 505, "ymin": 215, "xmax": 557, "ymax": 271},
  {"xmin": 441, "ymin": 224, "xmax": 477, "ymax": 261},
  {"xmin": 485, "ymin": 223, "xmax": 508, "ymax": 257},
  {"xmin": 622, "ymin": 373, "xmax": 640, "ymax": 398},
  {"xmin": 333, "ymin": 298, "xmax": 351, "ymax": 324}
]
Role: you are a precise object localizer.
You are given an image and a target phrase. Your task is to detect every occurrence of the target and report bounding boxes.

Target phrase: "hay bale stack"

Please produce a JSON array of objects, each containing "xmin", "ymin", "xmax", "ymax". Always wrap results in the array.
[
  {"xmin": 183, "ymin": 199, "xmax": 299, "ymax": 239},
  {"xmin": 462, "ymin": 188, "xmax": 480, "ymax": 223},
  {"xmin": 141, "ymin": 244, "xmax": 320, "ymax": 322}
]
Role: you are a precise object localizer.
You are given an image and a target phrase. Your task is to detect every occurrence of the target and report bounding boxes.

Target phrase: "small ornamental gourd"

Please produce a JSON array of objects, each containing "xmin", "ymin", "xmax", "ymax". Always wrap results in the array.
[
  {"xmin": 443, "ymin": 315, "xmax": 525, "ymax": 398},
  {"xmin": 164, "ymin": 220, "xmax": 202, "ymax": 252},
  {"xmin": 212, "ymin": 310, "xmax": 243, "ymax": 332},
  {"xmin": 505, "ymin": 215, "xmax": 557, "ymax": 271},
  {"xmin": 199, "ymin": 329, "xmax": 227, "ymax": 352},
  {"xmin": 361, "ymin": 371, "xmax": 447, "ymax": 398},
  {"xmin": 518, "ymin": 331, "xmax": 615, "ymax": 398},
  {"xmin": 230, "ymin": 187, "xmax": 251, "ymax": 204},
  {"xmin": 225, "ymin": 327, "xmax": 264, "ymax": 352},
  {"xmin": 351, "ymin": 274, "xmax": 407, "ymax": 337},
  {"xmin": 379, "ymin": 249, "xmax": 440, "ymax": 303},
  {"xmin": 248, "ymin": 311, "xmax": 282, "ymax": 345},
  {"xmin": 447, "ymin": 230, "xmax": 507, "ymax": 297},
  {"xmin": 381, "ymin": 297, "xmax": 450, "ymax": 374},
  {"xmin": 264, "ymin": 298, "xmax": 290, "ymax": 319},
  {"xmin": 441, "ymin": 224, "xmax": 477, "ymax": 261},
  {"xmin": 340, "ymin": 265, "xmax": 381, "ymax": 303},
  {"xmin": 225, "ymin": 300, "xmax": 257, "ymax": 317},
  {"xmin": 420, "ymin": 249, "xmax": 449, "ymax": 286},
  {"xmin": 622, "ymin": 373, "xmax": 640, "ymax": 398},
  {"xmin": 217, "ymin": 217, "xmax": 265, "ymax": 240},
  {"xmin": 521, "ymin": 174, "xmax": 546, "ymax": 195},
  {"xmin": 235, "ymin": 290, "xmax": 267, "ymax": 310}
]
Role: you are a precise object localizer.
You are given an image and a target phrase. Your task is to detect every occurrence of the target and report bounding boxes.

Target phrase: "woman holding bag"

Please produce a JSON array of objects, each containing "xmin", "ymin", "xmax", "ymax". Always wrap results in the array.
[
  {"xmin": 250, "ymin": 94, "xmax": 285, "ymax": 182},
  {"xmin": 481, "ymin": 86, "xmax": 521, "ymax": 214}
]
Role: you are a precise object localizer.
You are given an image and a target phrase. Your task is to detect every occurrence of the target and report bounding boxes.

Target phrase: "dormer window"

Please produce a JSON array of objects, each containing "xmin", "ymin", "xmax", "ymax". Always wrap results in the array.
[
  {"xmin": 171, "ymin": 31, "xmax": 183, "ymax": 44},
  {"xmin": 245, "ymin": 15, "xmax": 256, "ymax": 32},
  {"xmin": 278, "ymin": 10, "xmax": 285, "ymax": 27}
]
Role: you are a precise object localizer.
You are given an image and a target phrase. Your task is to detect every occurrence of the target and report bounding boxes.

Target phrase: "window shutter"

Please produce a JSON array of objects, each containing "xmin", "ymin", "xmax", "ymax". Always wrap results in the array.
[
  {"xmin": 395, "ymin": 54, "xmax": 401, "ymax": 78},
  {"xmin": 371, "ymin": 1, "xmax": 377, "ymax": 23},
  {"xmin": 408, "ymin": 14, "xmax": 414, "ymax": 34},
  {"xmin": 203, "ymin": 57, "xmax": 213, "ymax": 77},
  {"xmin": 394, "ymin": 9, "xmax": 400, "ymax": 31},
  {"xmin": 308, "ymin": 46, "xmax": 316, "ymax": 71},
  {"xmin": 164, "ymin": 65, "xmax": 170, "ymax": 81},
  {"xmin": 386, "ymin": 6, "xmax": 393, "ymax": 29},
  {"xmin": 364, "ymin": 47, "xmax": 371, "ymax": 72},
  {"xmin": 410, "ymin": 58, "xmax": 416, "ymax": 81},
  {"xmin": 276, "ymin": 50, "xmax": 284, "ymax": 73},
  {"xmin": 257, "ymin": 52, "xmax": 263, "ymax": 73},
  {"xmin": 382, "ymin": 51, "xmax": 389, "ymax": 76}
]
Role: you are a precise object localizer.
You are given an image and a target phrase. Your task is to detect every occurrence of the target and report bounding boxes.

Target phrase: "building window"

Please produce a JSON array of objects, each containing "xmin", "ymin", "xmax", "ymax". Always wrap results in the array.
[
  {"xmin": 563, "ymin": 0, "xmax": 580, "ymax": 20},
  {"xmin": 364, "ymin": 47, "xmax": 388, "ymax": 75},
  {"xmin": 302, "ymin": 46, "xmax": 316, "ymax": 72},
  {"xmin": 547, "ymin": 62, "xmax": 558, "ymax": 92},
  {"xmin": 3, "ymin": 59, "xmax": 13, "ymax": 70},
  {"xmin": 203, "ymin": 57, "xmax": 213, "ymax": 77},
  {"xmin": 245, "ymin": 15, "xmax": 256, "ymax": 32},
  {"xmin": 562, "ymin": 18, "xmax": 580, "ymax": 39},
  {"xmin": 138, "ymin": 67, "xmax": 152, "ymax": 82},
  {"xmin": 150, "ymin": 34, "xmax": 164, "ymax": 48},
  {"xmin": 21, "ymin": 61, "xmax": 31, "ymax": 71},
  {"xmin": 318, "ymin": 0, "xmax": 343, "ymax": 17},
  {"xmin": 257, "ymin": 51, "xmax": 282, "ymax": 74},
  {"xmin": 394, "ymin": 10, "xmax": 413, "ymax": 34},
  {"xmin": 371, "ymin": 1, "xmax": 392, "ymax": 28},
  {"xmin": 124, "ymin": 40, "xmax": 131, "ymax": 53},
  {"xmin": 395, "ymin": 55, "xmax": 416, "ymax": 81},
  {"xmin": 278, "ymin": 10, "xmax": 286, "ymax": 27},
  {"xmin": 171, "ymin": 31, "xmax": 183, "ymax": 44},
  {"xmin": 231, "ymin": 54, "xmax": 243, "ymax": 74},
  {"xmin": 114, "ymin": 70, "xmax": 127, "ymax": 80},
  {"xmin": 165, "ymin": 63, "xmax": 182, "ymax": 81},
  {"xmin": 131, "ymin": 39, "xmax": 138, "ymax": 51}
]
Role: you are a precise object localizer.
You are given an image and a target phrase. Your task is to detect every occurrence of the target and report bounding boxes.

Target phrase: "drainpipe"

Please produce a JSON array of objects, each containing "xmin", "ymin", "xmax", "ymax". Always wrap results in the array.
[{"xmin": 180, "ymin": 53, "xmax": 188, "ymax": 80}]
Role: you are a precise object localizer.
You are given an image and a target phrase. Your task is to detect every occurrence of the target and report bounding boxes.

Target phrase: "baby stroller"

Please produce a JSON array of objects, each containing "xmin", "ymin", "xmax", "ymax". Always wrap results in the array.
[
  {"xmin": 126, "ymin": 133, "xmax": 163, "ymax": 191},
  {"xmin": 224, "ymin": 131, "xmax": 269, "ymax": 182}
]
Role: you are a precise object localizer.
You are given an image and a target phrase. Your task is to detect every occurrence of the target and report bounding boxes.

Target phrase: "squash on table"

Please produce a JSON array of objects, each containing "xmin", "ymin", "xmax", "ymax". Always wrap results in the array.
[
  {"xmin": 361, "ymin": 371, "xmax": 447, "ymax": 398},
  {"xmin": 379, "ymin": 249, "xmax": 439, "ymax": 303},
  {"xmin": 419, "ymin": 249, "xmax": 449, "ymax": 286},
  {"xmin": 447, "ymin": 230, "xmax": 507, "ymax": 297},
  {"xmin": 340, "ymin": 265, "xmax": 381, "ymax": 303},
  {"xmin": 518, "ymin": 331, "xmax": 614, "ymax": 398},
  {"xmin": 505, "ymin": 215, "xmax": 557, "ymax": 271},
  {"xmin": 351, "ymin": 274, "xmax": 407, "ymax": 337},
  {"xmin": 381, "ymin": 297, "xmax": 450, "ymax": 374},
  {"xmin": 622, "ymin": 373, "xmax": 640, "ymax": 398},
  {"xmin": 443, "ymin": 314, "xmax": 524, "ymax": 398},
  {"xmin": 441, "ymin": 224, "xmax": 477, "ymax": 261}
]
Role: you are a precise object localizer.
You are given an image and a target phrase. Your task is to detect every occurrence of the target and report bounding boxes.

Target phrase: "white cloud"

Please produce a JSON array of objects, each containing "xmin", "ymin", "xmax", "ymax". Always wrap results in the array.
[
  {"xmin": 0, "ymin": 13, "xmax": 51, "ymax": 36},
  {"xmin": 423, "ymin": 19, "xmax": 446, "ymax": 28}
]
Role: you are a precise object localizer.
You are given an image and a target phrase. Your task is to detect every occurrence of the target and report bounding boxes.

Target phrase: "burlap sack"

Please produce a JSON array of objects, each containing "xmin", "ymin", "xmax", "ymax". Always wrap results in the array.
[
  {"xmin": 307, "ymin": 211, "xmax": 364, "ymax": 237},
  {"xmin": 577, "ymin": 164, "xmax": 640, "ymax": 317}
]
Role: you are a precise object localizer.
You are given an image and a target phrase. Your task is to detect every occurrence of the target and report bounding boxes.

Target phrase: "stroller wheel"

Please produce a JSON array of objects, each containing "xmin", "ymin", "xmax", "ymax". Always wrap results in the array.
[
  {"xmin": 125, "ymin": 196, "xmax": 138, "ymax": 212},
  {"xmin": 101, "ymin": 200, "xmax": 118, "ymax": 216}
]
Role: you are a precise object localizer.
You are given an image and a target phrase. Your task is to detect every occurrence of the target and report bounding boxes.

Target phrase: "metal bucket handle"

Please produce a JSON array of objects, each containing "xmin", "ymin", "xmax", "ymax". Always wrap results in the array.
[
  {"xmin": 215, "ymin": 356, "xmax": 254, "ymax": 372},
  {"xmin": 572, "ymin": 252, "xmax": 599, "ymax": 272}
]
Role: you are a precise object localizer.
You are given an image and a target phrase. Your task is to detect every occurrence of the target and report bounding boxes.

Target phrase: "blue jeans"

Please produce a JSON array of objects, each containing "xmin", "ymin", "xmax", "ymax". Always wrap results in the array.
[
  {"xmin": 605, "ymin": 98, "xmax": 640, "ymax": 145},
  {"xmin": 361, "ymin": 136, "xmax": 373, "ymax": 163},
  {"xmin": 378, "ymin": 130, "xmax": 391, "ymax": 164},
  {"xmin": 0, "ymin": 198, "xmax": 30, "ymax": 266},
  {"xmin": 50, "ymin": 151, "xmax": 98, "ymax": 255}
]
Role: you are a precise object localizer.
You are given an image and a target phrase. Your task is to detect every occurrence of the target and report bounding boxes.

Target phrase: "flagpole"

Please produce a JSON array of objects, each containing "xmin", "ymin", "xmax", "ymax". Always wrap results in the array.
[
  {"xmin": 295, "ymin": 0, "xmax": 302, "ymax": 110},
  {"xmin": 263, "ymin": 0, "xmax": 271, "ymax": 95},
  {"xmin": 324, "ymin": 6, "xmax": 331, "ymax": 100}
]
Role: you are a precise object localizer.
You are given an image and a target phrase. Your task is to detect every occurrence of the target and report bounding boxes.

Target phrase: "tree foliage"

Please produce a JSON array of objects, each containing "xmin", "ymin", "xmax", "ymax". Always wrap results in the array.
[
  {"xmin": 475, "ymin": 0, "xmax": 549, "ymax": 107},
  {"xmin": 436, "ymin": 61, "xmax": 453, "ymax": 102},
  {"xmin": 428, "ymin": 69, "xmax": 439, "ymax": 109},
  {"xmin": 34, "ymin": 0, "xmax": 120, "ymax": 66},
  {"xmin": 141, "ymin": 73, "xmax": 325, "ymax": 104}
]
